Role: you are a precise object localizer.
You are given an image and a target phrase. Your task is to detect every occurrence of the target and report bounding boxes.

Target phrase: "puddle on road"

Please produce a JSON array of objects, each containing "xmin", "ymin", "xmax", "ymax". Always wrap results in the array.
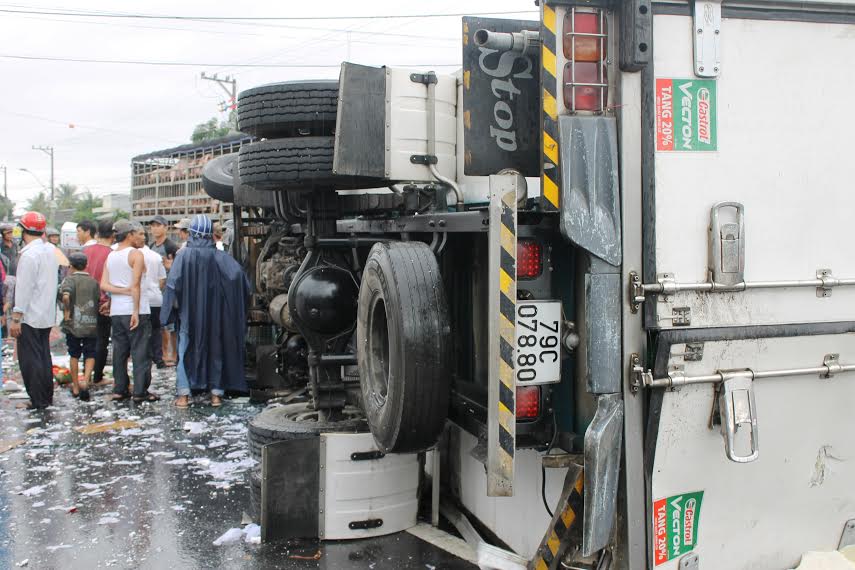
[
  {"xmin": 0, "ymin": 343, "xmax": 474, "ymax": 569},
  {"xmin": 0, "ymin": 362, "xmax": 270, "ymax": 569}
]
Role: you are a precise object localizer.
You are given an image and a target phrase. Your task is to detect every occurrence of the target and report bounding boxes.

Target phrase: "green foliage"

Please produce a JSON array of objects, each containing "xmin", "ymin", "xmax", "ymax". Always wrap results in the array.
[
  {"xmin": 72, "ymin": 192, "xmax": 103, "ymax": 223},
  {"xmin": 111, "ymin": 209, "xmax": 130, "ymax": 222},
  {"xmin": 26, "ymin": 191, "xmax": 48, "ymax": 213},
  {"xmin": 0, "ymin": 196, "xmax": 14, "ymax": 221},
  {"xmin": 191, "ymin": 116, "xmax": 233, "ymax": 144},
  {"xmin": 56, "ymin": 183, "xmax": 79, "ymax": 210}
]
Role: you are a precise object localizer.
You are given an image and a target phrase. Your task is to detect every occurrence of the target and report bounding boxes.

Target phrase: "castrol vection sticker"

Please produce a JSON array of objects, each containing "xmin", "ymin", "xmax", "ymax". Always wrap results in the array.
[
  {"xmin": 655, "ymin": 78, "xmax": 717, "ymax": 152},
  {"xmin": 653, "ymin": 490, "xmax": 704, "ymax": 566}
]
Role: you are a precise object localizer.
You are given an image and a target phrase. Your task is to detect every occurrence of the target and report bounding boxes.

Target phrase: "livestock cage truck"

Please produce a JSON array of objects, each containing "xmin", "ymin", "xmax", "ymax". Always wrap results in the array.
[{"xmin": 199, "ymin": 1, "xmax": 855, "ymax": 568}]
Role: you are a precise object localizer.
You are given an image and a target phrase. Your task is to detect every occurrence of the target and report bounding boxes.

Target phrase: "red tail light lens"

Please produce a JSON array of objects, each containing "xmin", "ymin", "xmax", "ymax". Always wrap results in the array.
[
  {"xmin": 563, "ymin": 12, "xmax": 604, "ymax": 62},
  {"xmin": 563, "ymin": 62, "xmax": 606, "ymax": 113},
  {"xmin": 562, "ymin": 9, "xmax": 608, "ymax": 113},
  {"xmin": 517, "ymin": 240, "xmax": 543, "ymax": 279},
  {"xmin": 516, "ymin": 386, "xmax": 541, "ymax": 420}
]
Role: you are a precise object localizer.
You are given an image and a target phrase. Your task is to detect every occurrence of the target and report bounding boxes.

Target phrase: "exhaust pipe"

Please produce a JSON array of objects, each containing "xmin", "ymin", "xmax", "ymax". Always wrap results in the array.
[{"xmin": 474, "ymin": 29, "xmax": 540, "ymax": 56}]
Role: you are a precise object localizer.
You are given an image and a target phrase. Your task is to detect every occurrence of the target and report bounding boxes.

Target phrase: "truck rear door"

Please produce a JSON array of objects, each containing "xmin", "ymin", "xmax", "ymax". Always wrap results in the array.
[{"xmin": 626, "ymin": 2, "xmax": 855, "ymax": 568}]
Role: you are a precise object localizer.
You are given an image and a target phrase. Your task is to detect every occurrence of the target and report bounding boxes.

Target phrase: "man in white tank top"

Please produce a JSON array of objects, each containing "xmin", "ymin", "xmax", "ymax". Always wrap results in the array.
[{"xmin": 100, "ymin": 220, "xmax": 157, "ymax": 403}]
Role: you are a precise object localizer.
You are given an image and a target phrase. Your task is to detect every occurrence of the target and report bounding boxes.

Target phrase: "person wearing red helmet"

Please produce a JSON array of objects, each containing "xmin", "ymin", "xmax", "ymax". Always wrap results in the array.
[{"xmin": 10, "ymin": 211, "xmax": 59, "ymax": 410}]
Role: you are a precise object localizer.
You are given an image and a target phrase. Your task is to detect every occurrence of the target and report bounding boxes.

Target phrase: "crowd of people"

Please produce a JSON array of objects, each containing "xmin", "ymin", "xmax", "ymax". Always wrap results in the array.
[{"xmin": 4, "ymin": 211, "xmax": 250, "ymax": 410}]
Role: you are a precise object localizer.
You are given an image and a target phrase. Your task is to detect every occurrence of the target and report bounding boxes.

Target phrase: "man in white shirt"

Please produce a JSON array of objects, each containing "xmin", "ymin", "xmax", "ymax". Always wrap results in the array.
[
  {"xmin": 10, "ymin": 211, "xmax": 59, "ymax": 410},
  {"xmin": 101, "ymin": 220, "xmax": 155, "ymax": 403},
  {"xmin": 140, "ymin": 243, "xmax": 167, "ymax": 369},
  {"xmin": 76, "ymin": 220, "xmax": 97, "ymax": 248}
]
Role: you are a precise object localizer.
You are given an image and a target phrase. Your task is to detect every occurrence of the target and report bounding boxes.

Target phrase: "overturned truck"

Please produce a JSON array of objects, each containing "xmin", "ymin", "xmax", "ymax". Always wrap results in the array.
[{"xmin": 202, "ymin": 1, "xmax": 855, "ymax": 568}]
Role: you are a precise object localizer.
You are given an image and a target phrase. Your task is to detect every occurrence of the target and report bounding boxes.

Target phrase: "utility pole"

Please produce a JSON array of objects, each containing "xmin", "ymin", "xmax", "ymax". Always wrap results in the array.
[
  {"xmin": 0, "ymin": 166, "xmax": 6, "ymax": 221},
  {"xmin": 32, "ymin": 145, "xmax": 55, "ymax": 224},
  {"xmin": 200, "ymin": 73, "xmax": 237, "ymax": 128}
]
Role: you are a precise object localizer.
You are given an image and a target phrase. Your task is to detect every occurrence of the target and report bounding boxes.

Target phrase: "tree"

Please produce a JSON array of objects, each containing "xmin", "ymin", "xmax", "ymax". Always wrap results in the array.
[
  {"xmin": 191, "ymin": 116, "xmax": 233, "ymax": 144},
  {"xmin": 111, "ymin": 209, "xmax": 130, "ymax": 222},
  {"xmin": 26, "ymin": 191, "xmax": 49, "ymax": 213},
  {"xmin": 73, "ymin": 192, "xmax": 103, "ymax": 223},
  {"xmin": 0, "ymin": 196, "xmax": 14, "ymax": 221},
  {"xmin": 56, "ymin": 183, "xmax": 80, "ymax": 210}
]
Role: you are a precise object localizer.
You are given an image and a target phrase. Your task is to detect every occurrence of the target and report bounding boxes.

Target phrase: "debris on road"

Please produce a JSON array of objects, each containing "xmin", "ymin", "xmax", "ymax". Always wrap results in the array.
[
  {"xmin": 0, "ymin": 438, "xmax": 26, "ymax": 453},
  {"xmin": 213, "ymin": 527, "xmax": 244, "ymax": 546},
  {"xmin": 75, "ymin": 419, "xmax": 140, "ymax": 434}
]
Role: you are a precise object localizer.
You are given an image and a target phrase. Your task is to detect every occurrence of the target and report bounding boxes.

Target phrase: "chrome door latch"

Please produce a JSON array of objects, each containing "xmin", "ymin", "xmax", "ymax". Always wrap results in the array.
[
  {"xmin": 709, "ymin": 201, "xmax": 744, "ymax": 288},
  {"xmin": 719, "ymin": 371, "xmax": 759, "ymax": 463},
  {"xmin": 693, "ymin": 0, "xmax": 722, "ymax": 77}
]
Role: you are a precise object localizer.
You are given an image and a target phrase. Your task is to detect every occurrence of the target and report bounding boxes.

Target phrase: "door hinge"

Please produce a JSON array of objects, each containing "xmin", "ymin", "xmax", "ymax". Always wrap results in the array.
[
  {"xmin": 693, "ymin": 0, "xmax": 722, "ymax": 77},
  {"xmin": 672, "ymin": 342, "xmax": 704, "ymax": 362}
]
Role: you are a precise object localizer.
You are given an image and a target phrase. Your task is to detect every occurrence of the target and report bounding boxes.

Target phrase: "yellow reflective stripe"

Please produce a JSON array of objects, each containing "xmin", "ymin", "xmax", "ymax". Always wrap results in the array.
[
  {"xmin": 547, "ymin": 531, "xmax": 560, "ymax": 555},
  {"xmin": 499, "ymin": 268, "xmax": 513, "ymax": 296},
  {"xmin": 543, "ymin": 175, "xmax": 559, "ymax": 208},
  {"xmin": 561, "ymin": 507, "xmax": 577, "ymax": 528},
  {"xmin": 543, "ymin": 90, "xmax": 557, "ymax": 121},
  {"xmin": 541, "ymin": 45, "xmax": 556, "ymax": 78},
  {"xmin": 543, "ymin": 131, "xmax": 559, "ymax": 165},
  {"xmin": 501, "ymin": 224, "xmax": 515, "ymax": 255},
  {"xmin": 543, "ymin": 5, "xmax": 556, "ymax": 34},
  {"xmin": 499, "ymin": 401, "xmax": 514, "ymax": 427}
]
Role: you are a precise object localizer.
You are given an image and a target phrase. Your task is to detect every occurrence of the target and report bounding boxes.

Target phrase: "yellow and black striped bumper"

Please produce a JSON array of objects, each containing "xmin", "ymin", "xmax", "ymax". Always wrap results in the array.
[
  {"xmin": 541, "ymin": 4, "xmax": 560, "ymax": 212},
  {"xmin": 529, "ymin": 466, "xmax": 585, "ymax": 570}
]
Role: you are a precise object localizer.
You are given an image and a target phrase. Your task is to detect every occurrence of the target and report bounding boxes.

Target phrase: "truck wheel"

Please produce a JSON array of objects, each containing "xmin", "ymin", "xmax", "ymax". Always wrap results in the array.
[
  {"xmin": 247, "ymin": 402, "xmax": 367, "ymax": 462},
  {"xmin": 357, "ymin": 242, "xmax": 451, "ymax": 453},
  {"xmin": 238, "ymin": 137, "xmax": 377, "ymax": 192},
  {"xmin": 248, "ymin": 468, "xmax": 262, "ymax": 521},
  {"xmin": 201, "ymin": 154, "xmax": 236, "ymax": 203},
  {"xmin": 234, "ymin": 184, "xmax": 275, "ymax": 208},
  {"xmin": 237, "ymin": 80, "xmax": 338, "ymax": 139}
]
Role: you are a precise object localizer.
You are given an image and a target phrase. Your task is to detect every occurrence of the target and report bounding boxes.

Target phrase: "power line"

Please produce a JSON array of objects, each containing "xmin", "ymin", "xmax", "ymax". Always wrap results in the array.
[
  {"xmin": 0, "ymin": 7, "xmax": 537, "ymax": 21},
  {"xmin": 0, "ymin": 54, "xmax": 461, "ymax": 68},
  {"xmin": 0, "ymin": 110, "xmax": 186, "ymax": 145},
  {"xmin": 4, "ymin": 11, "xmax": 462, "ymax": 43}
]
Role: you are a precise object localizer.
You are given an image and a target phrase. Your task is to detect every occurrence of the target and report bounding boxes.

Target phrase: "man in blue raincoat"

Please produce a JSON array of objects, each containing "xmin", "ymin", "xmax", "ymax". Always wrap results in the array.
[{"xmin": 161, "ymin": 214, "xmax": 250, "ymax": 408}]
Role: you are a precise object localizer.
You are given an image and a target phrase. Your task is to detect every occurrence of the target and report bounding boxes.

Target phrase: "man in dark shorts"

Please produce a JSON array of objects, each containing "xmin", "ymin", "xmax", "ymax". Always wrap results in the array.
[{"xmin": 59, "ymin": 252, "xmax": 100, "ymax": 401}]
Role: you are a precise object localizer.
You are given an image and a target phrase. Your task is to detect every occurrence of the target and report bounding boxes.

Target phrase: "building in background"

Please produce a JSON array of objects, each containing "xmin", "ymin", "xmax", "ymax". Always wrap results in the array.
[
  {"xmin": 131, "ymin": 133, "xmax": 252, "ymax": 226},
  {"xmin": 93, "ymin": 193, "xmax": 131, "ymax": 220}
]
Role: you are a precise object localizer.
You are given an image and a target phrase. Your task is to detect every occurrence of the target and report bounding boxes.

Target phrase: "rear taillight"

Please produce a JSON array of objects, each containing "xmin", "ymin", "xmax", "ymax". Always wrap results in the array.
[
  {"xmin": 516, "ymin": 386, "xmax": 541, "ymax": 420},
  {"xmin": 517, "ymin": 240, "xmax": 543, "ymax": 279},
  {"xmin": 563, "ymin": 8, "xmax": 608, "ymax": 113}
]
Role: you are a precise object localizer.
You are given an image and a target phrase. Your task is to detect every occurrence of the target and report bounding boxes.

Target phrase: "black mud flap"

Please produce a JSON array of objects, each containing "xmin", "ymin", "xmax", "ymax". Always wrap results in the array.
[{"xmin": 260, "ymin": 437, "xmax": 320, "ymax": 542}]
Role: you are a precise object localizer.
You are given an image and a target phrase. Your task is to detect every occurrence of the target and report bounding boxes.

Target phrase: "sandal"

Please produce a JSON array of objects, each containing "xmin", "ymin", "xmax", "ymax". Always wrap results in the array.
[
  {"xmin": 210, "ymin": 395, "xmax": 223, "ymax": 407},
  {"xmin": 174, "ymin": 396, "xmax": 189, "ymax": 409},
  {"xmin": 109, "ymin": 393, "xmax": 130, "ymax": 402},
  {"xmin": 132, "ymin": 393, "xmax": 161, "ymax": 403}
]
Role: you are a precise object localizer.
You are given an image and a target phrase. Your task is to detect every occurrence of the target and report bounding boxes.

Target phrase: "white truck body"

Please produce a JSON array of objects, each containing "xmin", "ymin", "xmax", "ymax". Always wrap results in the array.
[
  {"xmin": 633, "ymin": 3, "xmax": 855, "ymax": 569},
  {"xmin": 446, "ymin": 2, "xmax": 855, "ymax": 568}
]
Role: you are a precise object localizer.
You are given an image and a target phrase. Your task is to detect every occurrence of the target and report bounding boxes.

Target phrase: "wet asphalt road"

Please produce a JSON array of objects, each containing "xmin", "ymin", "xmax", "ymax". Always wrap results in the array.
[{"xmin": 0, "ymin": 343, "xmax": 474, "ymax": 570}]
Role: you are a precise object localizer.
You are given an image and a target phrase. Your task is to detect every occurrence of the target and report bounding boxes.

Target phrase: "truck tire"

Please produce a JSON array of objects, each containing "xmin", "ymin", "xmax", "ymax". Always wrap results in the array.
[
  {"xmin": 238, "ymin": 137, "xmax": 378, "ymax": 192},
  {"xmin": 234, "ymin": 184, "xmax": 275, "ymax": 208},
  {"xmin": 247, "ymin": 402, "xmax": 367, "ymax": 462},
  {"xmin": 357, "ymin": 242, "xmax": 451, "ymax": 453},
  {"xmin": 201, "ymin": 154, "xmax": 236, "ymax": 203},
  {"xmin": 237, "ymin": 80, "xmax": 338, "ymax": 139},
  {"xmin": 248, "ymin": 468, "xmax": 262, "ymax": 521}
]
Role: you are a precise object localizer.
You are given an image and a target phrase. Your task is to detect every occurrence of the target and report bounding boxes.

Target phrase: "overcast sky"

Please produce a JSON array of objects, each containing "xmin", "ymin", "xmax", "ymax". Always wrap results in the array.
[{"xmin": 0, "ymin": 0, "xmax": 537, "ymax": 209}]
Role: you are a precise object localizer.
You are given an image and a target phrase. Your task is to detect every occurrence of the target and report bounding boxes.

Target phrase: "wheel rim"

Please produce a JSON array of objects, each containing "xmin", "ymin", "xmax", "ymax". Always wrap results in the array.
[
  {"xmin": 367, "ymin": 297, "xmax": 391, "ymax": 409},
  {"xmin": 282, "ymin": 405, "xmax": 363, "ymax": 424}
]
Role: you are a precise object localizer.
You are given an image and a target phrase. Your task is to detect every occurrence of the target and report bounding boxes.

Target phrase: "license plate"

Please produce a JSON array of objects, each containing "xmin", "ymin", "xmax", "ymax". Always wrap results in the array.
[{"xmin": 515, "ymin": 300, "xmax": 562, "ymax": 385}]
